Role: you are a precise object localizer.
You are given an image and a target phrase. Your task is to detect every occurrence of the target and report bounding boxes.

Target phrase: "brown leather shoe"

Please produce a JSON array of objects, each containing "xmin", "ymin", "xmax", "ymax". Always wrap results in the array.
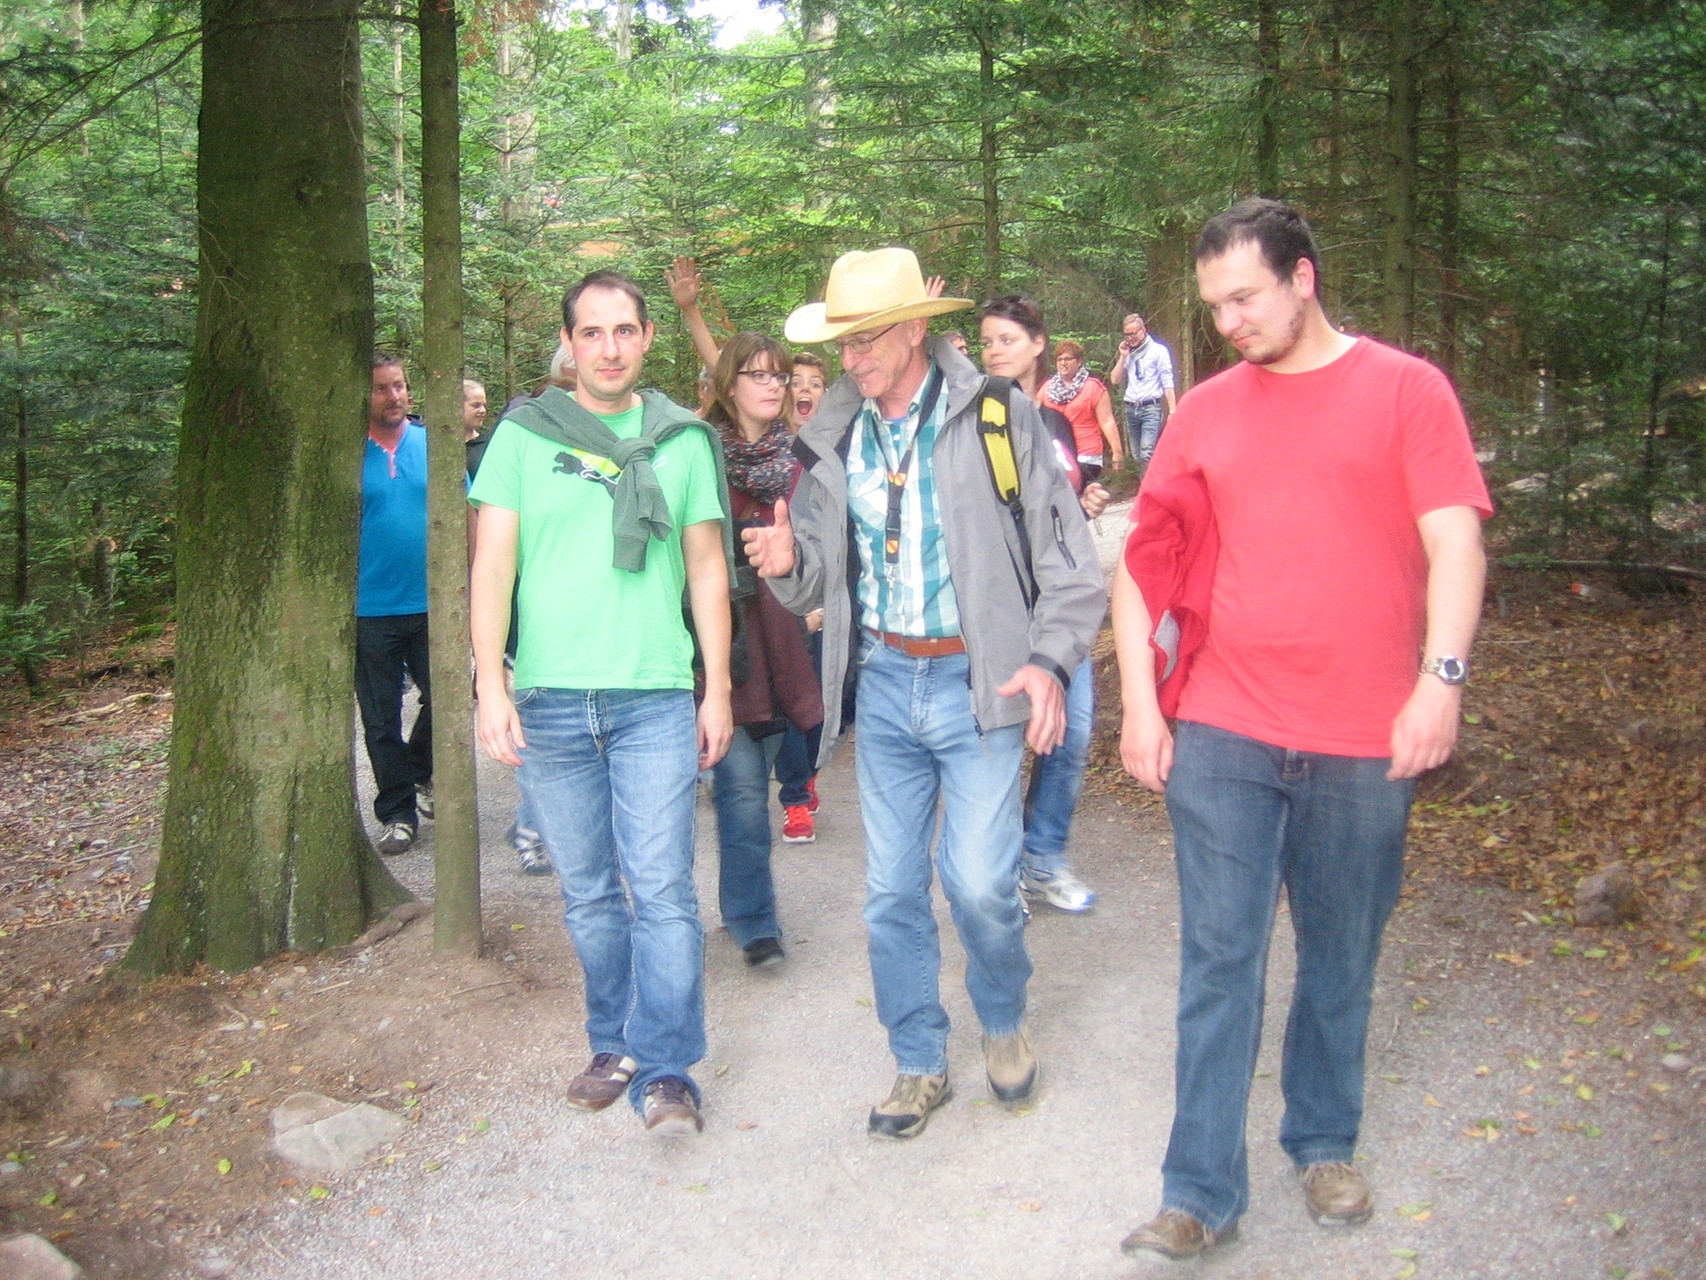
[
  {"xmin": 564, "ymin": 1053, "xmax": 636, "ymax": 1111},
  {"xmin": 1300, "ymin": 1161, "xmax": 1374, "ymax": 1225},
  {"xmin": 1120, "ymin": 1208, "xmax": 1238, "ymax": 1260}
]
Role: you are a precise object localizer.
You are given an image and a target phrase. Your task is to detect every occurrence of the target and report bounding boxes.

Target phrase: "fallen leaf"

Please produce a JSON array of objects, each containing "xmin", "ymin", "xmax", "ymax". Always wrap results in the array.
[
  {"xmin": 216, "ymin": 1157, "xmax": 232, "ymax": 1175},
  {"xmin": 736, "ymin": 1121, "xmax": 758, "ymax": 1131},
  {"xmin": 1019, "ymin": 1198, "xmax": 1042, "ymax": 1212},
  {"xmin": 1422, "ymin": 1093, "xmax": 1443, "ymax": 1107}
]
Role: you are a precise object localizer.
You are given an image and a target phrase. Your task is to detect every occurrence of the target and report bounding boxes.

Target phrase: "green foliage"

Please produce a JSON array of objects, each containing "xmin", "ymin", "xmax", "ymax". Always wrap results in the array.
[{"xmin": 3, "ymin": 0, "xmax": 1704, "ymax": 687}]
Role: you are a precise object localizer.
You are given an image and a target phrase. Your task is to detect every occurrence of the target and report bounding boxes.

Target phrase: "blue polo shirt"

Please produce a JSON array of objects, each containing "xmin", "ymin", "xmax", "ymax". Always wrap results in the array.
[{"xmin": 358, "ymin": 422, "xmax": 428, "ymax": 617}]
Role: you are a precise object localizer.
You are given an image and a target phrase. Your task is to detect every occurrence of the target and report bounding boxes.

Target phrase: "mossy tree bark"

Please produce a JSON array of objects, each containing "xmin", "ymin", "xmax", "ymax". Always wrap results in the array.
[{"xmin": 126, "ymin": 0, "xmax": 410, "ymax": 976}]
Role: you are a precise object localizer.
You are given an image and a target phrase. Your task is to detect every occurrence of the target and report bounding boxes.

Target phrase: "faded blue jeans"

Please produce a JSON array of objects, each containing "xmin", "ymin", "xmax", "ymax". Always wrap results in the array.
[
  {"xmin": 854, "ymin": 636, "xmax": 1032, "ymax": 1075},
  {"xmin": 516, "ymin": 687, "xmax": 705, "ymax": 1110},
  {"xmin": 711, "ymin": 725, "xmax": 784, "ymax": 947},
  {"xmin": 1022, "ymin": 658, "xmax": 1094, "ymax": 875},
  {"xmin": 1161, "ymin": 721, "xmax": 1412, "ymax": 1232},
  {"xmin": 1125, "ymin": 399, "xmax": 1165, "ymax": 463}
]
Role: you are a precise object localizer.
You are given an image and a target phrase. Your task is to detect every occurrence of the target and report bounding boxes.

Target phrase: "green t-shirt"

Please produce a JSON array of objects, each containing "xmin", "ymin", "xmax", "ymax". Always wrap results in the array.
[{"xmin": 467, "ymin": 402, "xmax": 725, "ymax": 691}]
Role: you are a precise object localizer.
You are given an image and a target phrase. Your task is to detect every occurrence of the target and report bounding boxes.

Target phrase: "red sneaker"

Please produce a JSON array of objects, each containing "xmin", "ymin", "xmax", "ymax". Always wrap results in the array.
[
  {"xmin": 782, "ymin": 804, "xmax": 816, "ymax": 843},
  {"xmin": 805, "ymin": 776, "xmax": 820, "ymax": 814}
]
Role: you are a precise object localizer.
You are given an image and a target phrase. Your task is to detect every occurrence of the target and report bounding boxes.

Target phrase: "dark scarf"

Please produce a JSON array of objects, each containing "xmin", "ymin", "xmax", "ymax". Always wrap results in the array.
[
  {"xmin": 1043, "ymin": 366, "xmax": 1091, "ymax": 406},
  {"xmin": 721, "ymin": 421, "xmax": 796, "ymax": 505}
]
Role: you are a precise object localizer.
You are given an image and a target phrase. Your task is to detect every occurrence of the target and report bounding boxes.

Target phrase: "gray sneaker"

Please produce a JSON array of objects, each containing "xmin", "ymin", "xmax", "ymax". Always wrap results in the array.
[
  {"xmin": 1021, "ymin": 866, "xmax": 1096, "ymax": 912},
  {"xmin": 510, "ymin": 823, "xmax": 552, "ymax": 876},
  {"xmin": 375, "ymin": 822, "xmax": 416, "ymax": 856}
]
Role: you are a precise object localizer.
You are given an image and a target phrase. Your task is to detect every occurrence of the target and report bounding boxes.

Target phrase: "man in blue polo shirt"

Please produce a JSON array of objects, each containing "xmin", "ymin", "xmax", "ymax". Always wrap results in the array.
[{"xmin": 357, "ymin": 354, "xmax": 432, "ymax": 856}]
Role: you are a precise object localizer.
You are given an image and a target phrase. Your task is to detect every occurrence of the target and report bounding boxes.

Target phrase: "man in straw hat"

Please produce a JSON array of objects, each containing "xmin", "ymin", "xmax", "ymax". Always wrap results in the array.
[{"xmin": 745, "ymin": 247, "xmax": 1105, "ymax": 1138}]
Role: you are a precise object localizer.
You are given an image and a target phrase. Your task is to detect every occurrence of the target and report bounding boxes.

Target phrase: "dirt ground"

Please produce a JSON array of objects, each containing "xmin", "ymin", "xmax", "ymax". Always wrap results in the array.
[{"xmin": 0, "ymin": 571, "xmax": 1702, "ymax": 1279}]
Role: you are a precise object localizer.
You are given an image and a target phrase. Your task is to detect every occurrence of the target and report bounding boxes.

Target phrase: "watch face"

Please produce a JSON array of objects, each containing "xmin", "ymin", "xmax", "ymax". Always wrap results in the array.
[{"xmin": 1434, "ymin": 656, "xmax": 1468, "ymax": 685}]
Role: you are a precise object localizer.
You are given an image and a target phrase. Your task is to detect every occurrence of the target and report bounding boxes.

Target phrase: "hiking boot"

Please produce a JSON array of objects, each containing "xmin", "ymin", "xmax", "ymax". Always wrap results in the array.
[
  {"xmin": 983, "ymin": 1026, "xmax": 1038, "ymax": 1105},
  {"xmin": 1120, "ymin": 1209, "xmax": 1238, "ymax": 1261},
  {"xmin": 1300, "ymin": 1161, "xmax": 1374, "ymax": 1226},
  {"xmin": 782, "ymin": 804, "xmax": 816, "ymax": 843},
  {"xmin": 641, "ymin": 1076, "xmax": 703, "ymax": 1136},
  {"xmin": 1021, "ymin": 866, "xmax": 1096, "ymax": 913},
  {"xmin": 743, "ymin": 937, "xmax": 786, "ymax": 968},
  {"xmin": 509, "ymin": 823, "xmax": 552, "ymax": 876},
  {"xmin": 415, "ymin": 784, "xmax": 434, "ymax": 820},
  {"xmin": 375, "ymin": 822, "xmax": 416, "ymax": 856},
  {"xmin": 565, "ymin": 1053, "xmax": 636, "ymax": 1112},
  {"xmin": 868, "ymin": 1073, "xmax": 952, "ymax": 1139}
]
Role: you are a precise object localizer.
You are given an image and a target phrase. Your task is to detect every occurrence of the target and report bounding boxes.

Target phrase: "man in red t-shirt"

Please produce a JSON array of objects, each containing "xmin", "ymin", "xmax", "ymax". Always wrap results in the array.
[{"xmin": 1112, "ymin": 198, "xmax": 1490, "ymax": 1262}]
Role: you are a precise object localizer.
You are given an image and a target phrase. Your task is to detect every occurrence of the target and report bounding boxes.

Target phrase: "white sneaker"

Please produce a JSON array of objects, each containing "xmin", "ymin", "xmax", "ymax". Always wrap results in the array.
[
  {"xmin": 1021, "ymin": 867, "xmax": 1096, "ymax": 912},
  {"xmin": 375, "ymin": 822, "xmax": 416, "ymax": 856}
]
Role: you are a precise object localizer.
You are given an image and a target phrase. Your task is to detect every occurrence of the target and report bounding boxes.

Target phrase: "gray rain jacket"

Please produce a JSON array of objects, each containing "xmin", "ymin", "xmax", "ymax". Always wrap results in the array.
[{"xmin": 769, "ymin": 337, "xmax": 1107, "ymax": 765}]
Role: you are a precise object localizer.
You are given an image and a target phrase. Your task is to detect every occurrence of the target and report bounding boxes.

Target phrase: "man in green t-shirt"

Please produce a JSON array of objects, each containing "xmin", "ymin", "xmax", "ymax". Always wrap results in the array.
[{"xmin": 469, "ymin": 270, "xmax": 732, "ymax": 1138}]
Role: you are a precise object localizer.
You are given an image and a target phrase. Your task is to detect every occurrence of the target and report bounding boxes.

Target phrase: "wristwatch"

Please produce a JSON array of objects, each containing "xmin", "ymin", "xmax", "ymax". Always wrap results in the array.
[{"xmin": 1421, "ymin": 655, "xmax": 1469, "ymax": 686}]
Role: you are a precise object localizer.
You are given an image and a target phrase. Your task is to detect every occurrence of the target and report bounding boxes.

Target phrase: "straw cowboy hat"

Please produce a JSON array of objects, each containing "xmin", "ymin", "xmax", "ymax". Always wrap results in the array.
[{"xmin": 784, "ymin": 248, "xmax": 973, "ymax": 344}]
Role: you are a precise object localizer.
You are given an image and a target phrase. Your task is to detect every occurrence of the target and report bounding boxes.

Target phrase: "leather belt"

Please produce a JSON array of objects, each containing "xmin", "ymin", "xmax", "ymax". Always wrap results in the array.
[{"xmin": 876, "ymin": 630, "xmax": 966, "ymax": 658}]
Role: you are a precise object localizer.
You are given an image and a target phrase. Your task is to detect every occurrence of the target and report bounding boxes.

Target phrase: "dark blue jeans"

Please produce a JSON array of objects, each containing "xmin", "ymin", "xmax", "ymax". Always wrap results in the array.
[
  {"xmin": 711, "ymin": 726, "xmax": 784, "ymax": 947},
  {"xmin": 1125, "ymin": 399, "xmax": 1165, "ymax": 462},
  {"xmin": 354, "ymin": 612, "xmax": 432, "ymax": 826},
  {"xmin": 1161, "ymin": 721, "xmax": 1413, "ymax": 1232}
]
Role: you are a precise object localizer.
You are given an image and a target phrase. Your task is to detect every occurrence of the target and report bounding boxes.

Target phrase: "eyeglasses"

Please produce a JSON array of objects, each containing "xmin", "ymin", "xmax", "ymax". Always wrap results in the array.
[
  {"xmin": 833, "ymin": 323, "xmax": 899, "ymax": 356},
  {"xmin": 737, "ymin": 369, "xmax": 791, "ymax": 387}
]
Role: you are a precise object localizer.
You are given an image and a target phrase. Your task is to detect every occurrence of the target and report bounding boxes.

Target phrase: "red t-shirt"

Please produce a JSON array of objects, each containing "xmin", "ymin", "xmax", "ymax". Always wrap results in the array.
[
  {"xmin": 1049, "ymin": 377, "xmax": 1111, "ymax": 459},
  {"xmin": 1137, "ymin": 338, "xmax": 1491, "ymax": 756}
]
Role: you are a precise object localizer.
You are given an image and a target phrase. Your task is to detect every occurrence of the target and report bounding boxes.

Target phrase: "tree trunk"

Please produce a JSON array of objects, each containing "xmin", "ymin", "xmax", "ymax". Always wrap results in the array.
[
  {"xmin": 1437, "ymin": 30, "xmax": 1462, "ymax": 378},
  {"xmin": 978, "ymin": 35, "xmax": 1001, "ymax": 300},
  {"xmin": 126, "ymin": 0, "xmax": 409, "ymax": 976},
  {"xmin": 1380, "ymin": 0, "xmax": 1420, "ymax": 350},
  {"xmin": 1254, "ymin": 0, "xmax": 1281, "ymax": 197},
  {"xmin": 419, "ymin": 0, "xmax": 481, "ymax": 957}
]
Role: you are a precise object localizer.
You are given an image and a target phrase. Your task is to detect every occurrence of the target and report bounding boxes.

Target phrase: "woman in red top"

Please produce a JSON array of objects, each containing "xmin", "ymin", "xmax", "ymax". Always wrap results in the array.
[{"xmin": 1042, "ymin": 340, "xmax": 1124, "ymax": 481}]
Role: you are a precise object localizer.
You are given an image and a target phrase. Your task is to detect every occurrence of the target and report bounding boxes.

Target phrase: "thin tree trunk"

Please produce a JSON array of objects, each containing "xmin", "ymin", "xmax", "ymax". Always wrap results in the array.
[
  {"xmin": 1380, "ymin": 0, "xmax": 1420, "ymax": 350},
  {"xmin": 127, "ymin": 0, "xmax": 408, "ymax": 976},
  {"xmin": 9, "ymin": 315, "xmax": 25, "ymax": 611},
  {"xmin": 979, "ymin": 35, "xmax": 1001, "ymax": 300},
  {"xmin": 1254, "ymin": 0, "xmax": 1281, "ymax": 197},
  {"xmin": 419, "ymin": 0, "xmax": 480, "ymax": 956},
  {"xmin": 1438, "ymin": 31, "xmax": 1462, "ymax": 377}
]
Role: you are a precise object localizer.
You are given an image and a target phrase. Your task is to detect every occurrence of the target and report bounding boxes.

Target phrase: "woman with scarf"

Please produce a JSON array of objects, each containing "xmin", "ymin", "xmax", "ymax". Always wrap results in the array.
[
  {"xmin": 1043, "ymin": 340, "xmax": 1125, "ymax": 482},
  {"xmin": 705, "ymin": 333, "xmax": 824, "ymax": 969}
]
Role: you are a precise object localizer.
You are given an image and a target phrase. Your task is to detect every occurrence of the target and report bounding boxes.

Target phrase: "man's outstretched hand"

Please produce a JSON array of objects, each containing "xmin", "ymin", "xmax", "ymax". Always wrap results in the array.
[{"xmin": 741, "ymin": 496, "xmax": 797, "ymax": 578}]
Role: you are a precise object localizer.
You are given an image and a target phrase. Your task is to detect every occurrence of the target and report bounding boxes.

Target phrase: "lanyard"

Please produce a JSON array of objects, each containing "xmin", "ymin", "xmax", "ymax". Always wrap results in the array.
[{"xmin": 879, "ymin": 369, "xmax": 943, "ymax": 576}]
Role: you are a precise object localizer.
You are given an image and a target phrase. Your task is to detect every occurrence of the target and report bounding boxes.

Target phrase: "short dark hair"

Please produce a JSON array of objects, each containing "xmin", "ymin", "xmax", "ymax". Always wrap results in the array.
[
  {"xmin": 562, "ymin": 270, "xmax": 649, "ymax": 332},
  {"xmin": 372, "ymin": 352, "xmax": 404, "ymax": 373},
  {"xmin": 1196, "ymin": 197, "xmax": 1322, "ymax": 287}
]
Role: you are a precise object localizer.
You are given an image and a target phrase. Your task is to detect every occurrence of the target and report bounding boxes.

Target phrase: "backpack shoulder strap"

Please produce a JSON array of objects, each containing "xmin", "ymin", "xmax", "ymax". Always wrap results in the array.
[{"xmin": 975, "ymin": 376, "xmax": 1036, "ymax": 607}]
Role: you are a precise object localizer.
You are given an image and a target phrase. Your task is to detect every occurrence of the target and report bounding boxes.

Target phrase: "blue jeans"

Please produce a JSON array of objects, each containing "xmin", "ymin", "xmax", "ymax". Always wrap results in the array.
[
  {"xmin": 711, "ymin": 726, "xmax": 784, "ymax": 947},
  {"xmin": 1161, "ymin": 721, "xmax": 1412, "ymax": 1231},
  {"xmin": 1022, "ymin": 659, "xmax": 1094, "ymax": 875},
  {"xmin": 773, "ymin": 721, "xmax": 821, "ymax": 807},
  {"xmin": 853, "ymin": 636, "xmax": 1032, "ymax": 1075},
  {"xmin": 516, "ymin": 687, "xmax": 705, "ymax": 1110},
  {"xmin": 1125, "ymin": 399, "xmax": 1165, "ymax": 462}
]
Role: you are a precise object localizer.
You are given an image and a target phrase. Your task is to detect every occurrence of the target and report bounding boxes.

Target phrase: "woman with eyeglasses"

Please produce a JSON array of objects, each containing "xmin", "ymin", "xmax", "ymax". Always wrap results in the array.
[
  {"xmin": 977, "ymin": 295, "xmax": 1109, "ymax": 914},
  {"xmin": 700, "ymin": 333, "xmax": 825, "ymax": 969},
  {"xmin": 1043, "ymin": 339, "xmax": 1125, "ymax": 483}
]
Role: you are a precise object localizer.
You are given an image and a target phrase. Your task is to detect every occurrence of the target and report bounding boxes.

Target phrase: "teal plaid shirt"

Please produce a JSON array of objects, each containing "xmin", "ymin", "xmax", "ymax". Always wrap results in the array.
[{"xmin": 845, "ymin": 364, "xmax": 961, "ymax": 637}]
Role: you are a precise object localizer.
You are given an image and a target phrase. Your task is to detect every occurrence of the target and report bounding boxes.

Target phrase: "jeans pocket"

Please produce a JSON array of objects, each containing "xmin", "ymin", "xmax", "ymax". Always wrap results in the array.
[
  {"xmin": 855, "ymin": 630, "xmax": 879, "ymax": 667},
  {"xmin": 512, "ymin": 686, "xmax": 544, "ymax": 708}
]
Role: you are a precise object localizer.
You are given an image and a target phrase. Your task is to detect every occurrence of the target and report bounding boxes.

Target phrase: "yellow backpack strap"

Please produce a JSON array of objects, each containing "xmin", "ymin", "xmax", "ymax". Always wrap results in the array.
[{"xmin": 976, "ymin": 376, "xmax": 1035, "ymax": 607}]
